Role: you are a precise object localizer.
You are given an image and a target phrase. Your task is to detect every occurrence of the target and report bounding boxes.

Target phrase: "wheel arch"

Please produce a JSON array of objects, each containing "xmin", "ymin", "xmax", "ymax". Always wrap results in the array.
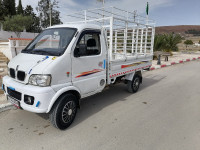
[
  {"xmin": 135, "ymin": 70, "xmax": 142, "ymax": 83},
  {"xmin": 125, "ymin": 70, "xmax": 142, "ymax": 83},
  {"xmin": 47, "ymin": 86, "xmax": 81, "ymax": 113}
]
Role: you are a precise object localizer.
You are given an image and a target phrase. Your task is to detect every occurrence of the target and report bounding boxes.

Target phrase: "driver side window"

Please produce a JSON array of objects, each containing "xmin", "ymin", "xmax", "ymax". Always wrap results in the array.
[{"xmin": 74, "ymin": 31, "xmax": 101, "ymax": 57}]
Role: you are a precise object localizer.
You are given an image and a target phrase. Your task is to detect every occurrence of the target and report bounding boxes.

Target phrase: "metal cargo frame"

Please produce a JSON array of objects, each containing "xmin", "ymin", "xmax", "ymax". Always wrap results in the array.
[
  {"xmin": 64, "ymin": 6, "xmax": 155, "ymax": 84},
  {"xmin": 64, "ymin": 6, "xmax": 155, "ymax": 60}
]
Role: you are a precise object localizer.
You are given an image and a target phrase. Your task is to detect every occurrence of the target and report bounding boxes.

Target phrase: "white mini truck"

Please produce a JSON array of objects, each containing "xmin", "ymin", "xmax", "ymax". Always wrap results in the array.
[{"xmin": 2, "ymin": 7, "xmax": 155, "ymax": 130}]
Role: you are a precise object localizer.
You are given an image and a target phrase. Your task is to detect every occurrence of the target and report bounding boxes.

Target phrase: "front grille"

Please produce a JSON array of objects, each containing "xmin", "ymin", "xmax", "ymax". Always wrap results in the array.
[
  {"xmin": 7, "ymin": 88, "xmax": 21, "ymax": 101},
  {"xmin": 10, "ymin": 68, "xmax": 15, "ymax": 78},
  {"xmin": 9, "ymin": 68, "xmax": 26, "ymax": 81},
  {"xmin": 17, "ymin": 71, "xmax": 26, "ymax": 81}
]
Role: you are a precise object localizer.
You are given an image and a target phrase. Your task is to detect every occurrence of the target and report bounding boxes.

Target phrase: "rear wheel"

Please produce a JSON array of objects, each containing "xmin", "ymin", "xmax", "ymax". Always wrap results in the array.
[
  {"xmin": 127, "ymin": 75, "xmax": 141, "ymax": 93},
  {"xmin": 49, "ymin": 93, "xmax": 78, "ymax": 130}
]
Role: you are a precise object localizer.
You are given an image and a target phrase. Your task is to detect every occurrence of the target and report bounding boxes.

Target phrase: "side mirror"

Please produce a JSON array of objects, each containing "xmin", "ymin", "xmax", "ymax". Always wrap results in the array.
[
  {"xmin": 74, "ymin": 47, "xmax": 80, "ymax": 57},
  {"xmin": 74, "ymin": 44, "xmax": 87, "ymax": 57}
]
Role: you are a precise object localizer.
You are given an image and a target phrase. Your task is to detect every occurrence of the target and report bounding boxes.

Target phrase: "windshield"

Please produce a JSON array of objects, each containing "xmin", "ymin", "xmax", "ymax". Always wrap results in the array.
[{"xmin": 22, "ymin": 28, "xmax": 77, "ymax": 56}]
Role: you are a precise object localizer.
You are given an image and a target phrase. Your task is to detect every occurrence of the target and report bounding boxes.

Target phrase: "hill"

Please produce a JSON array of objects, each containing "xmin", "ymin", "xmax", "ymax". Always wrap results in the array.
[{"xmin": 155, "ymin": 25, "xmax": 200, "ymax": 36}]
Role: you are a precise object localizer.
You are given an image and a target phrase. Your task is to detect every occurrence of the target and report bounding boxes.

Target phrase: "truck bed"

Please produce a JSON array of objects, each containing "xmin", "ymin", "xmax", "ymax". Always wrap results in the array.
[{"xmin": 109, "ymin": 54, "xmax": 152, "ymax": 79}]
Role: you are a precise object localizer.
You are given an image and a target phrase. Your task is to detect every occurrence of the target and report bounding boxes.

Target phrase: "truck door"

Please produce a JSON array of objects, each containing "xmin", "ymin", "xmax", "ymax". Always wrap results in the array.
[{"xmin": 72, "ymin": 30, "xmax": 106, "ymax": 95}]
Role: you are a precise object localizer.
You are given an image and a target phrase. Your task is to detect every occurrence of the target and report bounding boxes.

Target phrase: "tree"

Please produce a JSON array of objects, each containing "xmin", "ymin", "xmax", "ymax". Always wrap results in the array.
[
  {"xmin": 24, "ymin": 5, "xmax": 41, "ymax": 33},
  {"xmin": 164, "ymin": 33, "xmax": 182, "ymax": 51},
  {"xmin": 184, "ymin": 40, "xmax": 193, "ymax": 45},
  {"xmin": 10, "ymin": 0, "xmax": 16, "ymax": 15},
  {"xmin": 0, "ymin": 0, "xmax": 4, "ymax": 21},
  {"xmin": 37, "ymin": 0, "xmax": 62, "ymax": 28},
  {"xmin": 154, "ymin": 33, "xmax": 182, "ymax": 52},
  {"xmin": 24, "ymin": 5, "xmax": 33, "ymax": 16},
  {"xmin": 154, "ymin": 34, "xmax": 166, "ymax": 51},
  {"xmin": 17, "ymin": 0, "xmax": 23, "ymax": 15},
  {"xmin": 3, "ymin": 15, "xmax": 32, "ymax": 37},
  {"xmin": 2, "ymin": 0, "xmax": 16, "ymax": 16},
  {"xmin": 184, "ymin": 40, "xmax": 193, "ymax": 50}
]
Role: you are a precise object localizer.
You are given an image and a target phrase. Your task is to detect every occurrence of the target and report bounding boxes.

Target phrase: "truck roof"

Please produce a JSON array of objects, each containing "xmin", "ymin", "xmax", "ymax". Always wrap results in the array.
[{"xmin": 48, "ymin": 23, "xmax": 102, "ymax": 31}]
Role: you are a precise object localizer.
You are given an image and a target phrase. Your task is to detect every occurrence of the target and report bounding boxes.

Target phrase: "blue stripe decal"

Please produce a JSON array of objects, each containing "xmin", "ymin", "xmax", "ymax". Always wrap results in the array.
[
  {"xmin": 2, "ymin": 84, "xmax": 4, "ymax": 90},
  {"xmin": 42, "ymin": 56, "xmax": 49, "ymax": 62},
  {"xmin": 28, "ymin": 69, "xmax": 32, "ymax": 74},
  {"xmin": 36, "ymin": 101, "xmax": 40, "ymax": 107},
  {"xmin": 103, "ymin": 59, "xmax": 106, "ymax": 69},
  {"xmin": 8, "ymin": 86, "xmax": 15, "ymax": 91}
]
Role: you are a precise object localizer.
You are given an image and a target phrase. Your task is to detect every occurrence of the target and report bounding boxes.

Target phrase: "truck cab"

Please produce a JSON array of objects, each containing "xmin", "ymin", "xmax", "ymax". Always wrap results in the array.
[{"xmin": 2, "ymin": 24, "xmax": 108, "ymax": 128}]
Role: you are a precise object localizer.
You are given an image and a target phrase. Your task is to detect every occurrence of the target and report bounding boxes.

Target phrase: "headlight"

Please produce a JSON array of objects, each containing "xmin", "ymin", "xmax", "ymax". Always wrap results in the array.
[{"xmin": 29, "ymin": 75, "xmax": 51, "ymax": 87}]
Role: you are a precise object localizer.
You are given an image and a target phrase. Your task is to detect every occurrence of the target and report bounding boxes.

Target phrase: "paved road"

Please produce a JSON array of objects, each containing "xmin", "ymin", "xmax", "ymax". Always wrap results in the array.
[{"xmin": 1, "ymin": 61, "xmax": 200, "ymax": 150}]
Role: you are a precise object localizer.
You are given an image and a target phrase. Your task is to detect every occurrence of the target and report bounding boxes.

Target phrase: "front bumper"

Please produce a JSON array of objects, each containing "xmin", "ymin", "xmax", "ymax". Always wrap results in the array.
[{"xmin": 2, "ymin": 76, "xmax": 56, "ymax": 113}]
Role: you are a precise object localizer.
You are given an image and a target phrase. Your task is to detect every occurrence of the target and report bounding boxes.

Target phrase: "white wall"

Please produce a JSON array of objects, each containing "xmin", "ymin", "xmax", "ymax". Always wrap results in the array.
[
  {"xmin": 0, "ymin": 39, "xmax": 32, "ymax": 60},
  {"xmin": 0, "ymin": 30, "xmax": 38, "ymax": 59},
  {"xmin": 0, "ymin": 30, "xmax": 38, "ymax": 41},
  {"xmin": 0, "ymin": 42, "xmax": 11, "ymax": 59}
]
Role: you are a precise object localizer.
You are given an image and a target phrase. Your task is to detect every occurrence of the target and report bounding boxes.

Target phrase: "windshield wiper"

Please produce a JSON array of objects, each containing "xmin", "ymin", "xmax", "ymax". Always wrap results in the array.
[
  {"xmin": 31, "ymin": 49, "xmax": 60, "ymax": 56},
  {"xmin": 21, "ymin": 49, "xmax": 32, "ymax": 54}
]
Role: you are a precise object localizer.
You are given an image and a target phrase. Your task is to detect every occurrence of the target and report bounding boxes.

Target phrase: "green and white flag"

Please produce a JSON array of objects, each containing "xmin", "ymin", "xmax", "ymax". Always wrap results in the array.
[{"xmin": 146, "ymin": 2, "xmax": 149, "ymax": 15}]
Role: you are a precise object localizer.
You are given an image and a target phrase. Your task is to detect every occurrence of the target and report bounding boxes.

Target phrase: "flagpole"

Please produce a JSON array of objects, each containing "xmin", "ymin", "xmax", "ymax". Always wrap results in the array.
[
  {"xmin": 146, "ymin": 2, "xmax": 149, "ymax": 25},
  {"xmin": 102, "ymin": 0, "xmax": 105, "ymax": 25}
]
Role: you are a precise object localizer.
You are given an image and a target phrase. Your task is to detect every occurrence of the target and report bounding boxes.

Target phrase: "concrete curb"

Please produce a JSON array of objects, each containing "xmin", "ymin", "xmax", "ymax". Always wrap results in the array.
[
  {"xmin": 0, "ymin": 103, "xmax": 15, "ymax": 113},
  {"xmin": 150, "ymin": 57, "xmax": 200, "ymax": 71}
]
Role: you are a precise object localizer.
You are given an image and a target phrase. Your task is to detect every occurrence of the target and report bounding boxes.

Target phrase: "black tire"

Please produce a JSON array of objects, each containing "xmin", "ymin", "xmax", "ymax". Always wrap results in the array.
[
  {"xmin": 127, "ymin": 75, "xmax": 141, "ymax": 93},
  {"xmin": 49, "ymin": 93, "xmax": 78, "ymax": 130}
]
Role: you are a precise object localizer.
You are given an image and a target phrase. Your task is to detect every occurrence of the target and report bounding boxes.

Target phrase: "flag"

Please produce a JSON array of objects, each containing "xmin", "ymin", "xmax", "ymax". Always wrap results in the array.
[{"xmin": 146, "ymin": 2, "xmax": 149, "ymax": 15}]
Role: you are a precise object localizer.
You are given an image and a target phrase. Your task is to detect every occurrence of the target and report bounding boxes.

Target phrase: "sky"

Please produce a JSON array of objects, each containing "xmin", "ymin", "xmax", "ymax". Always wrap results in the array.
[{"xmin": 18, "ymin": 0, "xmax": 200, "ymax": 27}]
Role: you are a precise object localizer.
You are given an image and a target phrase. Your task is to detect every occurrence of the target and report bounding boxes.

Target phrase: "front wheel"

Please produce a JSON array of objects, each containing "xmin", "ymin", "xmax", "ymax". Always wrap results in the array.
[
  {"xmin": 49, "ymin": 93, "xmax": 78, "ymax": 130},
  {"xmin": 127, "ymin": 75, "xmax": 141, "ymax": 93}
]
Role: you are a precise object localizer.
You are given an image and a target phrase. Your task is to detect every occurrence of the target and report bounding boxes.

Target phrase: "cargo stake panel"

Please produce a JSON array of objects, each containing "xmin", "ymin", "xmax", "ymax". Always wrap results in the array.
[{"xmin": 3, "ymin": 6, "xmax": 155, "ymax": 130}]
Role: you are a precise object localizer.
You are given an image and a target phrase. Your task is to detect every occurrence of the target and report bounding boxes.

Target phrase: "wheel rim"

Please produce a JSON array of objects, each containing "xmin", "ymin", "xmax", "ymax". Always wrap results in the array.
[
  {"xmin": 62, "ymin": 101, "xmax": 76, "ymax": 123},
  {"xmin": 133, "ymin": 78, "xmax": 140, "ymax": 91}
]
